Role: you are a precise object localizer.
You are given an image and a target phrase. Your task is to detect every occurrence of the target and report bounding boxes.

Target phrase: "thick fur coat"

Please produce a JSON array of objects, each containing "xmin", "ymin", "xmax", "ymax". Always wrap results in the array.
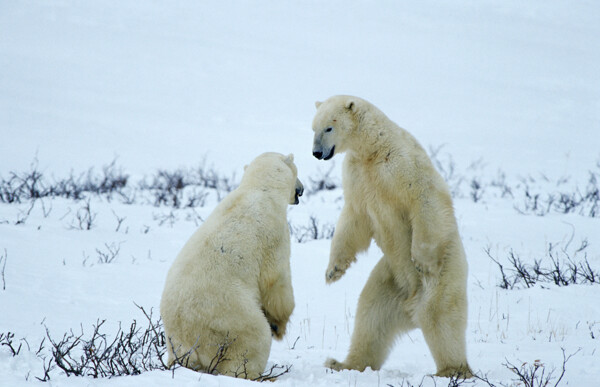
[
  {"xmin": 312, "ymin": 95, "xmax": 472, "ymax": 378},
  {"xmin": 160, "ymin": 152, "xmax": 303, "ymax": 379}
]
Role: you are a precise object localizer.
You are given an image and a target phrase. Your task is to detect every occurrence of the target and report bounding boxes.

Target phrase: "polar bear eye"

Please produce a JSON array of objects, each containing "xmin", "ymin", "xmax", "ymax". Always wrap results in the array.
[{"xmin": 325, "ymin": 127, "xmax": 333, "ymax": 133}]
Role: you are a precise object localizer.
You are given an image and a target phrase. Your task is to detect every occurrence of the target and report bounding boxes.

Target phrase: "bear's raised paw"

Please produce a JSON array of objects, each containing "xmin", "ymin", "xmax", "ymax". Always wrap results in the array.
[{"xmin": 325, "ymin": 264, "xmax": 347, "ymax": 284}]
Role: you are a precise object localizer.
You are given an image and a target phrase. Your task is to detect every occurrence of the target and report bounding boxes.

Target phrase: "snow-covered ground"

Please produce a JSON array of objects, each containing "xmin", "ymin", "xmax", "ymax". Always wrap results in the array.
[{"xmin": 1, "ymin": 1, "xmax": 599, "ymax": 386}]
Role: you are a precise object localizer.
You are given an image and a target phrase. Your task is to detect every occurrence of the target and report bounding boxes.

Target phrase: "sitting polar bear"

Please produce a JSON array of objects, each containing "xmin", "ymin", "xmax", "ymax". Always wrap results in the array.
[
  {"xmin": 312, "ymin": 95, "xmax": 472, "ymax": 378},
  {"xmin": 160, "ymin": 152, "xmax": 304, "ymax": 379}
]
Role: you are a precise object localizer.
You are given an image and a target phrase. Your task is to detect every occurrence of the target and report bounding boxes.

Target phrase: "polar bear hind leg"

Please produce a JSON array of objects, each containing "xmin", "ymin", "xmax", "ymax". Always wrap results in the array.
[
  {"xmin": 418, "ymin": 288, "xmax": 472, "ymax": 378},
  {"xmin": 325, "ymin": 258, "xmax": 416, "ymax": 371},
  {"xmin": 208, "ymin": 308, "xmax": 272, "ymax": 380}
]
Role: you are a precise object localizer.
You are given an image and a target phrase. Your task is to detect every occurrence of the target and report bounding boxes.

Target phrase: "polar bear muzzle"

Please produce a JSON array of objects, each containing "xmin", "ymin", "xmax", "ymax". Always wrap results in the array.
[
  {"xmin": 293, "ymin": 178, "xmax": 304, "ymax": 205},
  {"xmin": 313, "ymin": 145, "xmax": 335, "ymax": 161}
]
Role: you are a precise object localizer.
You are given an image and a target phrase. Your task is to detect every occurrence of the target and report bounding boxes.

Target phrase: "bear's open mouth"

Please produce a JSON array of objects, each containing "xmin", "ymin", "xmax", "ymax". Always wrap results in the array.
[{"xmin": 323, "ymin": 146, "xmax": 335, "ymax": 160}]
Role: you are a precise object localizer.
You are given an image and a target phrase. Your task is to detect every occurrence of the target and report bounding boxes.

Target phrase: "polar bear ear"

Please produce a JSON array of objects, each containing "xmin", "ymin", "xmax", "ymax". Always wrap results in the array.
[
  {"xmin": 244, "ymin": 164, "xmax": 248, "ymax": 171},
  {"xmin": 315, "ymin": 101, "xmax": 322, "ymax": 109},
  {"xmin": 345, "ymin": 100, "xmax": 356, "ymax": 111},
  {"xmin": 284, "ymin": 153, "xmax": 294, "ymax": 166}
]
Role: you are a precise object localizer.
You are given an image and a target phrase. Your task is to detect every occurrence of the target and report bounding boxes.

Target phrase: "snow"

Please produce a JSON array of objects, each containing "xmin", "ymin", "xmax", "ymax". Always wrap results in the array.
[{"xmin": 1, "ymin": 1, "xmax": 599, "ymax": 386}]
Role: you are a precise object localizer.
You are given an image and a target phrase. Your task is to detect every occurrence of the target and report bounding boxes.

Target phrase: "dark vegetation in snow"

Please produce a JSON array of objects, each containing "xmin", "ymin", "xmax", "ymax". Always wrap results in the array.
[
  {"xmin": 2, "ymin": 156, "xmax": 599, "ymax": 218},
  {"xmin": 486, "ymin": 238, "xmax": 599, "ymax": 289},
  {"xmin": 2, "ymin": 305, "xmax": 291, "ymax": 382},
  {"xmin": 0, "ymin": 159, "xmax": 237, "ymax": 209},
  {"xmin": 429, "ymin": 146, "xmax": 600, "ymax": 218}
]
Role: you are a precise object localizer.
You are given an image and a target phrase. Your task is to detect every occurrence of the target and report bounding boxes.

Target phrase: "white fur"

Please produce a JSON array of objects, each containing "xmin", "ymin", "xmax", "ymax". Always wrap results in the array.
[
  {"xmin": 312, "ymin": 95, "xmax": 472, "ymax": 378},
  {"xmin": 160, "ymin": 152, "xmax": 302, "ymax": 379}
]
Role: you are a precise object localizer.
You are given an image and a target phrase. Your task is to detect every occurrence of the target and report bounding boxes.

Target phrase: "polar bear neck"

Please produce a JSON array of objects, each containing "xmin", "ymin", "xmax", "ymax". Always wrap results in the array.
[
  {"xmin": 238, "ymin": 174, "xmax": 292, "ymax": 208},
  {"xmin": 219, "ymin": 184, "xmax": 290, "ymax": 223},
  {"xmin": 348, "ymin": 108, "xmax": 409, "ymax": 162}
]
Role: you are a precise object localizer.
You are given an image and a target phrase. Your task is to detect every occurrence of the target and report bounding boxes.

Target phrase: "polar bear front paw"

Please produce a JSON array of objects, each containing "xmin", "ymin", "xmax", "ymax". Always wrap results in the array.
[
  {"xmin": 324, "ymin": 357, "xmax": 345, "ymax": 371},
  {"xmin": 325, "ymin": 263, "xmax": 347, "ymax": 284},
  {"xmin": 269, "ymin": 321, "xmax": 286, "ymax": 340}
]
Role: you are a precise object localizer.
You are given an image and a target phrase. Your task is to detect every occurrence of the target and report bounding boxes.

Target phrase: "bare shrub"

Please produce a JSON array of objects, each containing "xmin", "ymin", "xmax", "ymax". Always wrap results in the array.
[
  {"xmin": 306, "ymin": 164, "xmax": 338, "ymax": 195},
  {"xmin": 290, "ymin": 216, "xmax": 335, "ymax": 243},
  {"xmin": 166, "ymin": 332, "xmax": 291, "ymax": 381},
  {"xmin": 486, "ymin": 239, "xmax": 598, "ymax": 290},
  {"xmin": 470, "ymin": 178, "xmax": 484, "ymax": 203},
  {"xmin": 0, "ymin": 159, "xmax": 47, "ymax": 203},
  {"xmin": 471, "ymin": 349, "xmax": 578, "ymax": 387},
  {"xmin": 206, "ymin": 334, "xmax": 235, "ymax": 375},
  {"xmin": 70, "ymin": 198, "xmax": 97, "ymax": 230},
  {"xmin": 0, "ymin": 331, "xmax": 22, "ymax": 356},
  {"xmin": 86, "ymin": 160, "xmax": 129, "ymax": 199},
  {"xmin": 502, "ymin": 348, "xmax": 578, "ymax": 387},
  {"xmin": 15, "ymin": 200, "xmax": 36, "ymax": 225},
  {"xmin": 3, "ymin": 156, "xmax": 598, "ymax": 220},
  {"xmin": 389, "ymin": 375, "xmax": 474, "ymax": 387},
  {"xmin": 42, "ymin": 306, "xmax": 167, "ymax": 379},
  {"xmin": 490, "ymin": 171, "xmax": 514, "ymax": 199},
  {"xmin": 0, "ymin": 159, "xmax": 127, "ymax": 203},
  {"xmin": 514, "ymin": 164, "xmax": 600, "ymax": 218},
  {"xmin": 194, "ymin": 164, "xmax": 237, "ymax": 201},
  {"xmin": 0, "ymin": 173, "xmax": 22, "ymax": 203},
  {"xmin": 153, "ymin": 211, "xmax": 178, "ymax": 227},
  {"xmin": 256, "ymin": 364, "xmax": 292, "ymax": 382},
  {"xmin": 95, "ymin": 242, "xmax": 122, "ymax": 264},
  {"xmin": 588, "ymin": 322, "xmax": 599, "ymax": 339},
  {"xmin": 184, "ymin": 187, "xmax": 209, "ymax": 208},
  {"xmin": 50, "ymin": 160, "xmax": 129, "ymax": 201},
  {"xmin": 140, "ymin": 163, "xmax": 236, "ymax": 208},
  {"xmin": 35, "ymin": 303, "xmax": 290, "ymax": 381},
  {"xmin": 142, "ymin": 169, "xmax": 187, "ymax": 208},
  {"xmin": 112, "ymin": 210, "xmax": 127, "ymax": 232},
  {"xmin": 431, "ymin": 147, "xmax": 600, "ymax": 218}
]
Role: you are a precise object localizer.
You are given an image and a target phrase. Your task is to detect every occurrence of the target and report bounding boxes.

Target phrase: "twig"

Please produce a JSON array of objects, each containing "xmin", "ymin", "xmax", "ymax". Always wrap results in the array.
[{"xmin": 1, "ymin": 248, "xmax": 7, "ymax": 290}]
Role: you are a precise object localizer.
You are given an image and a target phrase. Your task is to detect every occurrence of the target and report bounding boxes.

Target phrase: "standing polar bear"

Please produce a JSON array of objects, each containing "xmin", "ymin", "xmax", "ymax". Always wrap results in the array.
[
  {"xmin": 160, "ymin": 152, "xmax": 304, "ymax": 380},
  {"xmin": 312, "ymin": 95, "xmax": 472, "ymax": 378}
]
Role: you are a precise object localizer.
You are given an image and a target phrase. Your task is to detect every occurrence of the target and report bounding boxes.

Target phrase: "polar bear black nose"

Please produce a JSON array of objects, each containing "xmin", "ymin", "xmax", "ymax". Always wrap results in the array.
[{"xmin": 313, "ymin": 150, "xmax": 323, "ymax": 159}]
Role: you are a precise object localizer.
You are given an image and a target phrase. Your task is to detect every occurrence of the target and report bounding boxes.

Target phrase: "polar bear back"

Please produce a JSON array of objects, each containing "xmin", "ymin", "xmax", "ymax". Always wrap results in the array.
[
  {"xmin": 159, "ymin": 152, "xmax": 300, "ymax": 378},
  {"xmin": 162, "ymin": 186, "xmax": 290, "ymax": 308}
]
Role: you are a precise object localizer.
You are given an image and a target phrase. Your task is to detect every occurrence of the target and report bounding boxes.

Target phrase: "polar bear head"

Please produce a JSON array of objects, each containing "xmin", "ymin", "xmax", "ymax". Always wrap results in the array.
[
  {"xmin": 311, "ymin": 95, "xmax": 361, "ymax": 160},
  {"xmin": 243, "ymin": 152, "xmax": 304, "ymax": 205}
]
